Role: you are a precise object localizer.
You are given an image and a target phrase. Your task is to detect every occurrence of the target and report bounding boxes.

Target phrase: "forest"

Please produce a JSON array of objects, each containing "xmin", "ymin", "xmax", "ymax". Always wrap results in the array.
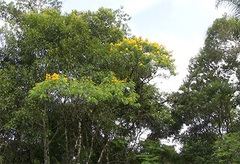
[{"xmin": 0, "ymin": 0, "xmax": 239, "ymax": 163}]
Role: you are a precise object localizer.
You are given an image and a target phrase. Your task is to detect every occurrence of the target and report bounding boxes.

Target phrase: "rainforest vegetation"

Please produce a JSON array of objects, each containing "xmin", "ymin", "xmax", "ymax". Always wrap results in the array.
[{"xmin": 0, "ymin": 0, "xmax": 239, "ymax": 163}]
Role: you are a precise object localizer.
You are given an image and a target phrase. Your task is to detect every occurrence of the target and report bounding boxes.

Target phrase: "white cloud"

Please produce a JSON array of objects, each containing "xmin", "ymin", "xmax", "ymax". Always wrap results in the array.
[
  {"xmin": 175, "ymin": 0, "xmax": 190, "ymax": 5},
  {"xmin": 198, "ymin": 0, "xmax": 230, "ymax": 18},
  {"xmin": 148, "ymin": 32, "xmax": 204, "ymax": 92},
  {"xmin": 123, "ymin": 0, "xmax": 161, "ymax": 16}
]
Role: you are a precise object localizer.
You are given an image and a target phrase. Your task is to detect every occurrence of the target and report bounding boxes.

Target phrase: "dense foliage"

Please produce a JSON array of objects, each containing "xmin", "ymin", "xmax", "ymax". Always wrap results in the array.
[
  {"xmin": 170, "ymin": 16, "xmax": 240, "ymax": 163},
  {"xmin": 1, "ymin": 0, "xmax": 240, "ymax": 164},
  {"xmin": 0, "ymin": 0, "xmax": 178, "ymax": 163}
]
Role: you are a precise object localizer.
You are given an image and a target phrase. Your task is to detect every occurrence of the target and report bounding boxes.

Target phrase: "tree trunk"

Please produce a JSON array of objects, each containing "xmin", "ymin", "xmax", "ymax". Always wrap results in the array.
[
  {"xmin": 43, "ymin": 109, "xmax": 50, "ymax": 164},
  {"xmin": 74, "ymin": 121, "xmax": 82, "ymax": 164},
  {"xmin": 97, "ymin": 131, "xmax": 116, "ymax": 163}
]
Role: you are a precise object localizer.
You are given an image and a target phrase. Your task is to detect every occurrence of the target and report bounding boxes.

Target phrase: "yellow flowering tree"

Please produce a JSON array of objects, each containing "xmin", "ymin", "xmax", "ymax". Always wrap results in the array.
[
  {"xmin": 0, "ymin": 1, "xmax": 178, "ymax": 162},
  {"xmin": 29, "ymin": 73, "xmax": 139, "ymax": 163},
  {"xmin": 108, "ymin": 37, "xmax": 176, "ymax": 82},
  {"xmin": 107, "ymin": 37, "xmax": 176, "ymax": 139}
]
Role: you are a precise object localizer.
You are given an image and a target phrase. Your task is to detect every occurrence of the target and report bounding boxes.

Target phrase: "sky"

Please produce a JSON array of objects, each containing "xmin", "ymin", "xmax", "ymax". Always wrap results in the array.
[{"xmin": 61, "ymin": 0, "xmax": 229, "ymax": 92}]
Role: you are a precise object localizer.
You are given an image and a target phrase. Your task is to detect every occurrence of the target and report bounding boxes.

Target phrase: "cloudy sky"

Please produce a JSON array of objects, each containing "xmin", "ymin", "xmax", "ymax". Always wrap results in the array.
[{"xmin": 62, "ymin": 0, "xmax": 229, "ymax": 92}]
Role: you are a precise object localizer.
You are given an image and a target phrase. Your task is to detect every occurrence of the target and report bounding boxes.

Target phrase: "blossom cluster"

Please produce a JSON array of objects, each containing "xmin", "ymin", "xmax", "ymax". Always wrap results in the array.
[
  {"xmin": 109, "ymin": 36, "xmax": 176, "ymax": 75},
  {"xmin": 42, "ymin": 73, "xmax": 128, "ymax": 86},
  {"xmin": 45, "ymin": 73, "xmax": 60, "ymax": 81},
  {"xmin": 110, "ymin": 76, "xmax": 128, "ymax": 85},
  {"xmin": 44, "ymin": 73, "xmax": 67, "ymax": 82}
]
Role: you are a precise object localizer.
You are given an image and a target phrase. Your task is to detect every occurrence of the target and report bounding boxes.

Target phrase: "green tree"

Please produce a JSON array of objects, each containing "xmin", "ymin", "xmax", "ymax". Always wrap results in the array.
[
  {"xmin": 0, "ymin": 1, "xmax": 177, "ymax": 163},
  {"xmin": 134, "ymin": 140, "xmax": 181, "ymax": 164},
  {"xmin": 170, "ymin": 16, "xmax": 240, "ymax": 163},
  {"xmin": 213, "ymin": 132, "xmax": 240, "ymax": 163},
  {"xmin": 0, "ymin": 0, "xmax": 62, "ymax": 23},
  {"xmin": 28, "ymin": 73, "xmax": 139, "ymax": 164}
]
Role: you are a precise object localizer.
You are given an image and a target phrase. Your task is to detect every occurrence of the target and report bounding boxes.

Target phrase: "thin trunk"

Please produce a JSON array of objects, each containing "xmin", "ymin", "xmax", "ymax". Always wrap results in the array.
[
  {"xmin": 74, "ymin": 121, "xmax": 82, "ymax": 164},
  {"xmin": 43, "ymin": 109, "xmax": 50, "ymax": 164},
  {"xmin": 87, "ymin": 123, "xmax": 100, "ymax": 164},
  {"xmin": 97, "ymin": 131, "xmax": 116, "ymax": 163},
  {"xmin": 65, "ymin": 121, "xmax": 69, "ymax": 163},
  {"xmin": 98, "ymin": 140, "xmax": 108, "ymax": 163},
  {"xmin": 86, "ymin": 133, "xmax": 95, "ymax": 164}
]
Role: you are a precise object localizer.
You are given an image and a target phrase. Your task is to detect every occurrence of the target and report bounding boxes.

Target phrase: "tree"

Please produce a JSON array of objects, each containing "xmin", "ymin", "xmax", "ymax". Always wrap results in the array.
[
  {"xmin": 170, "ymin": 16, "xmax": 240, "ymax": 163},
  {"xmin": 28, "ymin": 73, "xmax": 139, "ymax": 164},
  {"xmin": 134, "ymin": 140, "xmax": 181, "ymax": 164},
  {"xmin": 213, "ymin": 132, "xmax": 240, "ymax": 163},
  {"xmin": 216, "ymin": 0, "xmax": 240, "ymax": 17},
  {"xmin": 0, "ymin": 1, "xmax": 177, "ymax": 163}
]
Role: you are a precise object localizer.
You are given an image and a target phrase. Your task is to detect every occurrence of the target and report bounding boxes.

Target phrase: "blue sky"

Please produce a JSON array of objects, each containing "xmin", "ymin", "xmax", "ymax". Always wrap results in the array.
[{"xmin": 62, "ymin": 0, "xmax": 229, "ymax": 92}]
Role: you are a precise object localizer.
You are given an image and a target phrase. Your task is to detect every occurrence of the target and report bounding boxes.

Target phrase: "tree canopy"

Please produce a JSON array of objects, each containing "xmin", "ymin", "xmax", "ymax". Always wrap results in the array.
[
  {"xmin": 170, "ymin": 15, "xmax": 240, "ymax": 164},
  {"xmin": 1, "ymin": 0, "xmax": 240, "ymax": 163},
  {"xmin": 0, "ymin": 0, "xmax": 178, "ymax": 163}
]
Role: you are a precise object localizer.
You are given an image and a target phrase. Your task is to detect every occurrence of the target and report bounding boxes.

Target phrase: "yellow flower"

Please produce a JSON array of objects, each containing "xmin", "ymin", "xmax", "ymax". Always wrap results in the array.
[
  {"xmin": 125, "ymin": 48, "xmax": 128, "ymax": 51},
  {"xmin": 63, "ymin": 77, "xmax": 67, "ymax": 82},
  {"xmin": 145, "ymin": 38, "xmax": 149, "ymax": 42},
  {"xmin": 110, "ymin": 48, "xmax": 113, "ymax": 51},
  {"xmin": 128, "ymin": 97, "xmax": 133, "ymax": 102},
  {"xmin": 138, "ymin": 62, "xmax": 143, "ymax": 66},
  {"xmin": 134, "ymin": 44, "xmax": 138, "ymax": 48},
  {"xmin": 35, "ymin": 83, "xmax": 40, "ymax": 87},
  {"xmin": 110, "ymin": 43, "xmax": 113, "ymax": 46},
  {"xmin": 52, "ymin": 73, "xmax": 59, "ymax": 80},
  {"xmin": 120, "ymin": 51, "xmax": 123, "ymax": 53},
  {"xmin": 45, "ymin": 73, "xmax": 51, "ymax": 81},
  {"xmin": 112, "ymin": 76, "xmax": 118, "ymax": 83},
  {"xmin": 121, "ymin": 78, "xmax": 127, "ymax": 83}
]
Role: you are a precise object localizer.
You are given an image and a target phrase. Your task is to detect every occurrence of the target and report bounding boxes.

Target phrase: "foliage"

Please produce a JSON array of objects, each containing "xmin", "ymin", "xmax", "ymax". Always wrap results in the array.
[
  {"xmin": 170, "ymin": 16, "xmax": 240, "ymax": 163},
  {"xmin": 134, "ymin": 140, "xmax": 181, "ymax": 164},
  {"xmin": 0, "ymin": 0, "xmax": 177, "ymax": 163},
  {"xmin": 213, "ymin": 132, "xmax": 240, "ymax": 163}
]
